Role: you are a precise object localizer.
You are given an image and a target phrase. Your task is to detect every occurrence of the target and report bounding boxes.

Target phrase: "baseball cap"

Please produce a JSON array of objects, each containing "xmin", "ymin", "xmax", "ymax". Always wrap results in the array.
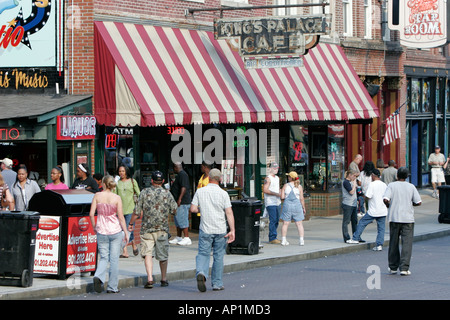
[
  {"xmin": 151, "ymin": 170, "xmax": 164, "ymax": 181},
  {"xmin": 286, "ymin": 171, "xmax": 299, "ymax": 180},
  {"xmin": 435, "ymin": 145, "xmax": 441, "ymax": 149},
  {"xmin": 0, "ymin": 158, "xmax": 13, "ymax": 167},
  {"xmin": 372, "ymin": 168, "xmax": 381, "ymax": 177},
  {"xmin": 269, "ymin": 162, "xmax": 279, "ymax": 168}
]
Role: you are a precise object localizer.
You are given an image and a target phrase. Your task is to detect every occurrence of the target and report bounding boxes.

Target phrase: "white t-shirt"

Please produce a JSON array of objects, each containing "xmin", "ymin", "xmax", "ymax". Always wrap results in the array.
[
  {"xmin": 383, "ymin": 181, "xmax": 422, "ymax": 223},
  {"xmin": 265, "ymin": 175, "xmax": 281, "ymax": 206},
  {"xmin": 365, "ymin": 180, "xmax": 388, "ymax": 217}
]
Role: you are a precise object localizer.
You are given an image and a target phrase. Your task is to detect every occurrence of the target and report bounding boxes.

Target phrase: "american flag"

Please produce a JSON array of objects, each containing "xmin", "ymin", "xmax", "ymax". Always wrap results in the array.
[{"xmin": 383, "ymin": 110, "xmax": 401, "ymax": 146}]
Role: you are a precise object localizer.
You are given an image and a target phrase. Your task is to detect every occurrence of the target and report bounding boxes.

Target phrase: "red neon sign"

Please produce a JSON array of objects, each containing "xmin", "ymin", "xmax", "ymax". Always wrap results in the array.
[{"xmin": 0, "ymin": 127, "xmax": 20, "ymax": 140}]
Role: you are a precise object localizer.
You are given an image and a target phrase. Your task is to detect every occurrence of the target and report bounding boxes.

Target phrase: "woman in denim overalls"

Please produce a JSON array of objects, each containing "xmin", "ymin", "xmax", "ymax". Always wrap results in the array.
[{"xmin": 280, "ymin": 171, "xmax": 306, "ymax": 246}]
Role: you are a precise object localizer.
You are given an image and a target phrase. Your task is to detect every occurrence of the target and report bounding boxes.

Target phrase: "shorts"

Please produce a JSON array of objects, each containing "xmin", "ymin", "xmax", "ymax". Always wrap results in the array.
[
  {"xmin": 431, "ymin": 168, "xmax": 445, "ymax": 183},
  {"xmin": 174, "ymin": 204, "xmax": 190, "ymax": 229},
  {"xmin": 140, "ymin": 231, "xmax": 169, "ymax": 261}
]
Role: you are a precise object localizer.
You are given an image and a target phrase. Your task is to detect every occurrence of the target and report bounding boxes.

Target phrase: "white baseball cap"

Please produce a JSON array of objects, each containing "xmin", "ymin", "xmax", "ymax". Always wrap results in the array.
[{"xmin": 0, "ymin": 158, "xmax": 13, "ymax": 167}]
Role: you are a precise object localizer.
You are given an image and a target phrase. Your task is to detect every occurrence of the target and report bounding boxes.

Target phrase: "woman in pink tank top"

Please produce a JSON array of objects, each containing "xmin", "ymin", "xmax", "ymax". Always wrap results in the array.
[{"xmin": 89, "ymin": 175, "xmax": 128, "ymax": 293}]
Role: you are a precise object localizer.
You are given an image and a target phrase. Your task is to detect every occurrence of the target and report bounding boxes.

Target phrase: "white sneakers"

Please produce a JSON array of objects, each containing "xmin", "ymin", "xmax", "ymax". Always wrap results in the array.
[
  {"xmin": 169, "ymin": 237, "xmax": 192, "ymax": 246},
  {"xmin": 281, "ymin": 237, "xmax": 304, "ymax": 246},
  {"xmin": 388, "ymin": 268, "xmax": 411, "ymax": 276}
]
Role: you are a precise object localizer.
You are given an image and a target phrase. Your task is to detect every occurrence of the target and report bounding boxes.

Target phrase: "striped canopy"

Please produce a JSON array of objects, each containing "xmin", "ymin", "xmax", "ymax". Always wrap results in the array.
[{"xmin": 94, "ymin": 21, "xmax": 378, "ymax": 127}]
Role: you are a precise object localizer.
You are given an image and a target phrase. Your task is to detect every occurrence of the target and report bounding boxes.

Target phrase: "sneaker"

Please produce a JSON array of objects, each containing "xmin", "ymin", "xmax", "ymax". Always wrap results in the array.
[
  {"xmin": 388, "ymin": 268, "xmax": 397, "ymax": 274},
  {"xmin": 197, "ymin": 274, "xmax": 206, "ymax": 292},
  {"xmin": 169, "ymin": 237, "xmax": 182, "ymax": 244},
  {"xmin": 269, "ymin": 239, "xmax": 281, "ymax": 244},
  {"xmin": 281, "ymin": 239, "xmax": 289, "ymax": 246},
  {"xmin": 178, "ymin": 237, "xmax": 192, "ymax": 246},
  {"xmin": 93, "ymin": 277, "xmax": 103, "ymax": 293},
  {"xmin": 299, "ymin": 239, "xmax": 304, "ymax": 246},
  {"xmin": 346, "ymin": 239, "xmax": 359, "ymax": 244},
  {"xmin": 212, "ymin": 286, "xmax": 225, "ymax": 291},
  {"xmin": 400, "ymin": 270, "xmax": 411, "ymax": 276},
  {"xmin": 372, "ymin": 245, "xmax": 382, "ymax": 251}
]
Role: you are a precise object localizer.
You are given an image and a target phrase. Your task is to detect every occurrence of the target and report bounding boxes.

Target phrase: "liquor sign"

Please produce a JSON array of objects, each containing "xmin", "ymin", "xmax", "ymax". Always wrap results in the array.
[
  {"xmin": 388, "ymin": 0, "xmax": 448, "ymax": 48},
  {"xmin": 57, "ymin": 115, "xmax": 97, "ymax": 140},
  {"xmin": 214, "ymin": 15, "xmax": 330, "ymax": 58}
]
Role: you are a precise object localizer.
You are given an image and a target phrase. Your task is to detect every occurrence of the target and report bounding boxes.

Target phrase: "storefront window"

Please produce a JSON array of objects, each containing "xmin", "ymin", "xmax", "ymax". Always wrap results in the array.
[
  {"xmin": 409, "ymin": 78, "xmax": 421, "ymax": 113},
  {"xmin": 421, "ymin": 120, "xmax": 431, "ymax": 173},
  {"xmin": 288, "ymin": 125, "xmax": 309, "ymax": 189},
  {"xmin": 104, "ymin": 127, "xmax": 134, "ymax": 176},
  {"xmin": 327, "ymin": 125, "xmax": 345, "ymax": 191},
  {"xmin": 422, "ymin": 79, "xmax": 431, "ymax": 112}
]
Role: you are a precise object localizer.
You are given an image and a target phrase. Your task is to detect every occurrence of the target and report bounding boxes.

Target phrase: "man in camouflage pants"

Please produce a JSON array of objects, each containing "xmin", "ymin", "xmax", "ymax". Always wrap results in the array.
[{"xmin": 129, "ymin": 170, "xmax": 177, "ymax": 289}]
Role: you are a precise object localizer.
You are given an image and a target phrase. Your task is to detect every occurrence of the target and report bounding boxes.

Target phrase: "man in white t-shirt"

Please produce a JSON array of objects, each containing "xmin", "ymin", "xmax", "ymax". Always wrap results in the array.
[
  {"xmin": 346, "ymin": 169, "xmax": 387, "ymax": 251},
  {"xmin": 383, "ymin": 167, "xmax": 422, "ymax": 276},
  {"xmin": 263, "ymin": 162, "xmax": 282, "ymax": 244}
]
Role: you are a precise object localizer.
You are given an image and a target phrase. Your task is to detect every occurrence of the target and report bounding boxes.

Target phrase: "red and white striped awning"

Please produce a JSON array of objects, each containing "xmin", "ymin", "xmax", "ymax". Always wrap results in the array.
[{"xmin": 94, "ymin": 21, "xmax": 379, "ymax": 127}]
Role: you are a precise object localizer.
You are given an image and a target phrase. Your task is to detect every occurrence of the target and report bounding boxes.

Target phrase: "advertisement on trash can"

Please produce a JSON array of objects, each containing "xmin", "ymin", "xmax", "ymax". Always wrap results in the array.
[
  {"xmin": 34, "ymin": 216, "xmax": 61, "ymax": 275},
  {"xmin": 66, "ymin": 216, "xmax": 97, "ymax": 274}
]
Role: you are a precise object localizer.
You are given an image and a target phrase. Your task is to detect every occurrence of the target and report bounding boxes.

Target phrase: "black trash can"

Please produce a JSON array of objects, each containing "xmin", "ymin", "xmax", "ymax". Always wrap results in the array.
[
  {"xmin": 0, "ymin": 211, "xmax": 40, "ymax": 287},
  {"xmin": 227, "ymin": 198, "xmax": 262, "ymax": 255},
  {"xmin": 28, "ymin": 189, "xmax": 96, "ymax": 279},
  {"xmin": 438, "ymin": 186, "xmax": 450, "ymax": 223}
]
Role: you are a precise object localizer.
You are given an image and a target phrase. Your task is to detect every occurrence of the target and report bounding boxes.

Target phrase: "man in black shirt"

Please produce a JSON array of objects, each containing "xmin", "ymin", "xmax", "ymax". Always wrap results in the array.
[{"xmin": 169, "ymin": 162, "xmax": 192, "ymax": 245}]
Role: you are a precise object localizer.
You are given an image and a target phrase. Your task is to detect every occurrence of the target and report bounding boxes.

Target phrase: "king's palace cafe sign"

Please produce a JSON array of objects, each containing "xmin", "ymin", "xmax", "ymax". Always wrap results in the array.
[
  {"xmin": 388, "ymin": 0, "xmax": 449, "ymax": 48},
  {"xmin": 214, "ymin": 15, "xmax": 330, "ymax": 67}
]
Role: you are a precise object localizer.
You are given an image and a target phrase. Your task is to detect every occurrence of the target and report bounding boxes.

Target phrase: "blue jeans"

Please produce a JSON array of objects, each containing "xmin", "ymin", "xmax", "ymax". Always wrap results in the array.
[
  {"xmin": 341, "ymin": 204, "xmax": 357, "ymax": 242},
  {"xmin": 352, "ymin": 214, "xmax": 386, "ymax": 246},
  {"xmin": 196, "ymin": 229, "xmax": 227, "ymax": 289},
  {"xmin": 267, "ymin": 205, "xmax": 280, "ymax": 241},
  {"xmin": 95, "ymin": 232, "xmax": 122, "ymax": 292}
]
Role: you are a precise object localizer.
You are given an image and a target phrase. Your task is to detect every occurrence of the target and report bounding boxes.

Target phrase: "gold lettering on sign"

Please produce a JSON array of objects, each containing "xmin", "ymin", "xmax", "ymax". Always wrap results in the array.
[{"xmin": 12, "ymin": 69, "xmax": 49, "ymax": 90}]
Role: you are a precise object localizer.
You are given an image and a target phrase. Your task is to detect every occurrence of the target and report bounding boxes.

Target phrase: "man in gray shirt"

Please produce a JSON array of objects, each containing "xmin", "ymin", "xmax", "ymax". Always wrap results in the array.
[
  {"xmin": 1, "ymin": 158, "xmax": 17, "ymax": 189},
  {"xmin": 381, "ymin": 160, "xmax": 397, "ymax": 185},
  {"xmin": 383, "ymin": 167, "xmax": 421, "ymax": 276}
]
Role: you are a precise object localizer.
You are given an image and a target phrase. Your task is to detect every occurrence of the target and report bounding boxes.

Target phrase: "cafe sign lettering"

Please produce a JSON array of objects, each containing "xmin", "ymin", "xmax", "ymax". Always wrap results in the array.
[
  {"xmin": 56, "ymin": 116, "xmax": 96, "ymax": 140},
  {"xmin": 214, "ymin": 15, "xmax": 330, "ymax": 57},
  {"xmin": 389, "ymin": 0, "xmax": 449, "ymax": 48}
]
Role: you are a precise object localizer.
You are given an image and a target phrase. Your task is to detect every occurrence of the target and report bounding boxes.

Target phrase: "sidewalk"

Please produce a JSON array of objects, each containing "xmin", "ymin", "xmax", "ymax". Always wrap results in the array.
[{"xmin": 1, "ymin": 189, "xmax": 449, "ymax": 300}]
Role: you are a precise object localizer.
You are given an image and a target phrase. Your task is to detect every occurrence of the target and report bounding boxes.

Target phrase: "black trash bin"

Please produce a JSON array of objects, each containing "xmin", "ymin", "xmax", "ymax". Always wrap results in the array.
[
  {"xmin": 438, "ymin": 186, "xmax": 450, "ymax": 223},
  {"xmin": 0, "ymin": 211, "xmax": 40, "ymax": 287},
  {"xmin": 227, "ymin": 198, "xmax": 262, "ymax": 255},
  {"xmin": 28, "ymin": 189, "xmax": 96, "ymax": 279}
]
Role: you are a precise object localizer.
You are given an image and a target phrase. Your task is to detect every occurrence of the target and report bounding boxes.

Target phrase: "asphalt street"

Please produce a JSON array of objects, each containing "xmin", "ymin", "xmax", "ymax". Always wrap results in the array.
[{"xmin": 50, "ymin": 234, "xmax": 450, "ymax": 301}]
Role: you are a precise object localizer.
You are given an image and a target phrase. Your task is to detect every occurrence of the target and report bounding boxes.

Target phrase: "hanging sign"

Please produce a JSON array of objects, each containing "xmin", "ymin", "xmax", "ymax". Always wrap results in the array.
[
  {"xmin": 388, "ymin": 0, "xmax": 448, "ymax": 48},
  {"xmin": 214, "ymin": 15, "xmax": 330, "ymax": 57}
]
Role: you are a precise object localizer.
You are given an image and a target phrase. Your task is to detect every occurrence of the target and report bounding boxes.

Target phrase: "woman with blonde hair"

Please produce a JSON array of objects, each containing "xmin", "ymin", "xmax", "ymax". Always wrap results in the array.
[
  {"xmin": 280, "ymin": 171, "xmax": 306, "ymax": 246},
  {"xmin": 0, "ymin": 172, "xmax": 15, "ymax": 210},
  {"xmin": 89, "ymin": 175, "xmax": 128, "ymax": 293}
]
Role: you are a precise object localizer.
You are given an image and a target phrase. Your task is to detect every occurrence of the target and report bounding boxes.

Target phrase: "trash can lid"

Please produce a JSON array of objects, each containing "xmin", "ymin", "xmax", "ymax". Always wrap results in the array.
[
  {"xmin": 0, "ymin": 211, "xmax": 40, "ymax": 219},
  {"xmin": 231, "ymin": 198, "xmax": 262, "ymax": 206}
]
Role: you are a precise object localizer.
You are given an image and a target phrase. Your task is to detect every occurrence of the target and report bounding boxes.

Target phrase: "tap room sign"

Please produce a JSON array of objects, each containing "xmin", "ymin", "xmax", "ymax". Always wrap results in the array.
[
  {"xmin": 0, "ymin": 0, "xmax": 63, "ymax": 69},
  {"xmin": 214, "ymin": 15, "xmax": 330, "ymax": 57},
  {"xmin": 388, "ymin": 0, "xmax": 449, "ymax": 48}
]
